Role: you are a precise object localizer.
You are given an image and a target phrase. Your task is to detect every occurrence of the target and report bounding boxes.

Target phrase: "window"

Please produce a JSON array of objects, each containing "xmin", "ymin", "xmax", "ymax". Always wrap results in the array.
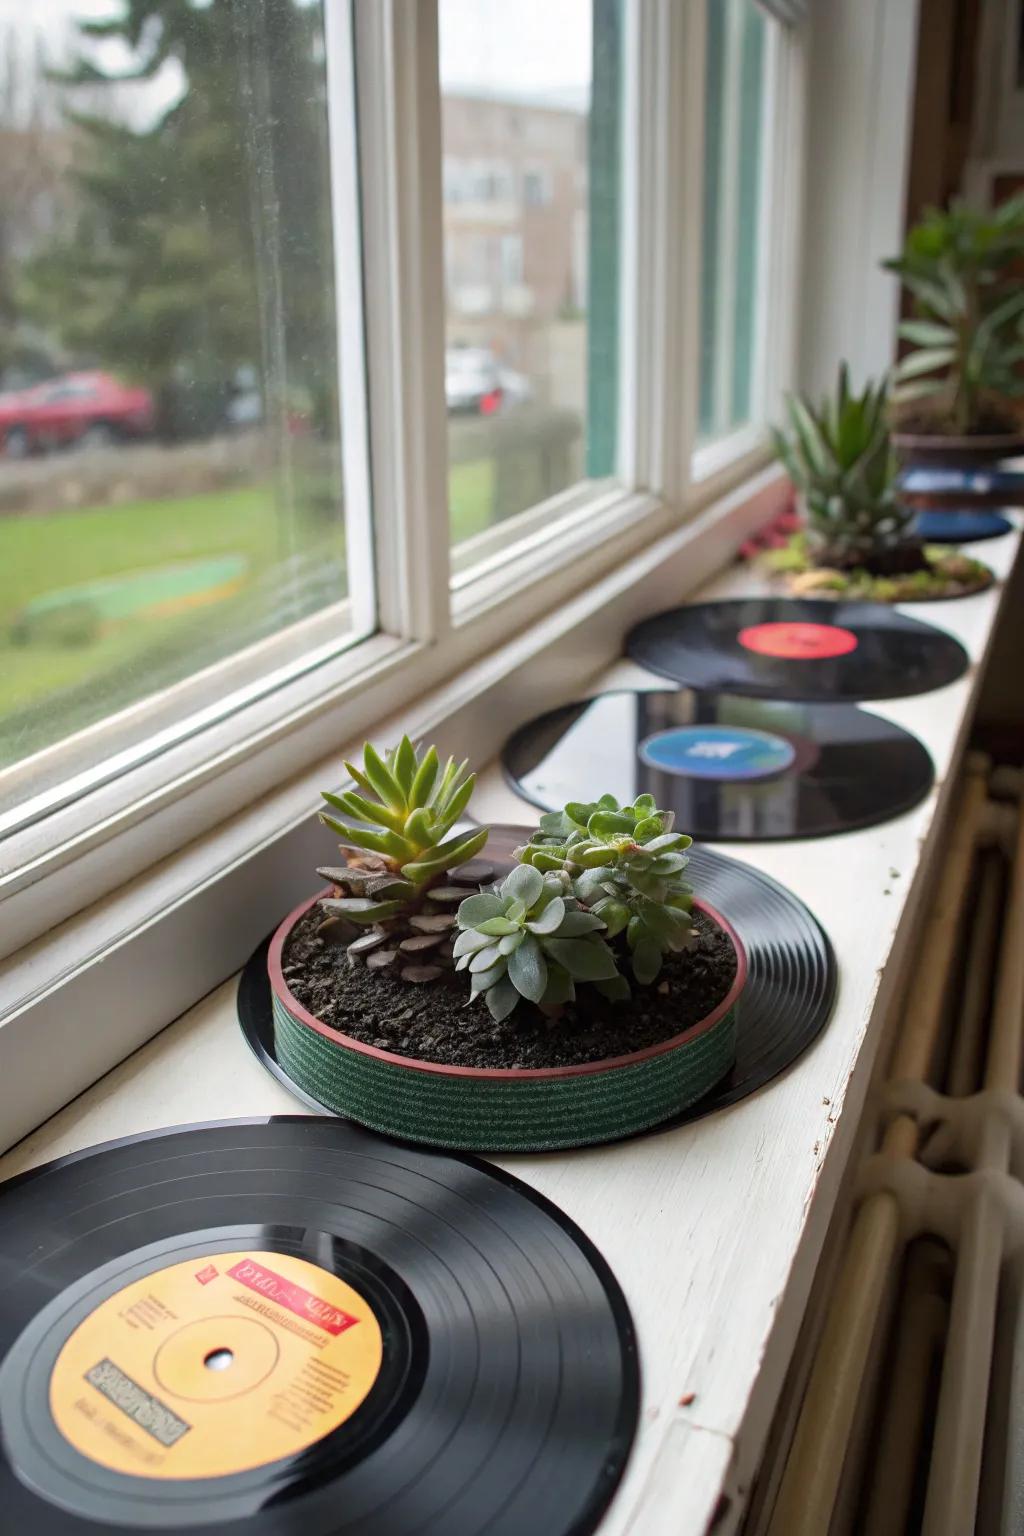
[
  {"xmin": 0, "ymin": 0, "xmax": 807, "ymax": 1000},
  {"xmin": 0, "ymin": 0, "xmax": 814, "ymax": 1150},
  {"xmin": 698, "ymin": 0, "xmax": 770, "ymax": 442},
  {"xmin": 523, "ymin": 167, "xmax": 553, "ymax": 207},
  {"xmin": 500, "ymin": 234, "xmax": 524, "ymax": 290},
  {"xmin": 439, "ymin": 0, "xmax": 622, "ymax": 553},
  {"xmin": 0, "ymin": 0, "xmax": 367, "ymax": 822}
]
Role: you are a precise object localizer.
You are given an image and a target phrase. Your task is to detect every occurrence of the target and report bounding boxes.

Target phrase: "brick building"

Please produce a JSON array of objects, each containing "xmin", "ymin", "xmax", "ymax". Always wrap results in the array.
[{"xmin": 441, "ymin": 91, "xmax": 588, "ymax": 403}]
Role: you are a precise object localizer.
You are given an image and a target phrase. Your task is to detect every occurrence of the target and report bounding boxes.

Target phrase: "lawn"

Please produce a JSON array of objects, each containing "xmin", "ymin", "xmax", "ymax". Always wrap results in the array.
[{"xmin": 0, "ymin": 459, "xmax": 498, "ymax": 767}]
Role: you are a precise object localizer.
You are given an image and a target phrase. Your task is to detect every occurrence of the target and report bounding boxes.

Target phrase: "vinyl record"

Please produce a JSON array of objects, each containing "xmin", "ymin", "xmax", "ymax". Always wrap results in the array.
[
  {"xmin": 501, "ymin": 689, "xmax": 934, "ymax": 841},
  {"xmin": 239, "ymin": 830, "xmax": 836, "ymax": 1135},
  {"xmin": 625, "ymin": 598, "xmax": 969, "ymax": 702},
  {"xmin": 901, "ymin": 465, "xmax": 1024, "ymax": 506},
  {"xmin": 0, "ymin": 1118, "xmax": 638, "ymax": 1536},
  {"xmin": 911, "ymin": 508, "xmax": 1013, "ymax": 543}
]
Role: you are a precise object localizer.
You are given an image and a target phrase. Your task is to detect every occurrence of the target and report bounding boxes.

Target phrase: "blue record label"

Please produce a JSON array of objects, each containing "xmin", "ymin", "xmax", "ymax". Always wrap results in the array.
[{"xmin": 638, "ymin": 725, "xmax": 797, "ymax": 782}]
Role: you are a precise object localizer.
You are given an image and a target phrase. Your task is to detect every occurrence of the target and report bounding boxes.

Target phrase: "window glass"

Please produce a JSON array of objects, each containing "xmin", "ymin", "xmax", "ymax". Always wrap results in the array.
[
  {"xmin": 0, "ymin": 0, "xmax": 357, "ymax": 804},
  {"xmin": 439, "ymin": 0, "xmax": 622, "ymax": 553},
  {"xmin": 698, "ymin": 0, "xmax": 768, "ymax": 442}
]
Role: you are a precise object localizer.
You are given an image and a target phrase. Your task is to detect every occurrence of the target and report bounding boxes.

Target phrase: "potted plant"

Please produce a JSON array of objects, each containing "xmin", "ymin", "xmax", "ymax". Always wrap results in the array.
[
  {"xmin": 268, "ymin": 741, "xmax": 746, "ymax": 1151},
  {"xmin": 766, "ymin": 365, "xmax": 992, "ymax": 601},
  {"xmin": 883, "ymin": 193, "xmax": 1024, "ymax": 466}
]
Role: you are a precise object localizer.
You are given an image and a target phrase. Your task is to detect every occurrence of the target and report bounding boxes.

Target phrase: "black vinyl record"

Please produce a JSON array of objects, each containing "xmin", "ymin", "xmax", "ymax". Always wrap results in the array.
[
  {"xmin": 238, "ymin": 830, "xmax": 836, "ymax": 1136},
  {"xmin": 501, "ymin": 689, "xmax": 935, "ymax": 842},
  {"xmin": 0, "ymin": 1118, "xmax": 638, "ymax": 1536},
  {"xmin": 901, "ymin": 465, "xmax": 1024, "ymax": 506},
  {"xmin": 911, "ymin": 508, "xmax": 1013, "ymax": 543},
  {"xmin": 625, "ymin": 598, "xmax": 969, "ymax": 701}
]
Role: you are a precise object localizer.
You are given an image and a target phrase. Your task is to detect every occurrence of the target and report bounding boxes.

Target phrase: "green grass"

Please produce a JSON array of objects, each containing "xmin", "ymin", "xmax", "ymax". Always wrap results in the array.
[
  {"xmin": 0, "ymin": 486, "xmax": 288, "ymax": 720},
  {"xmin": 0, "ymin": 458, "xmax": 499, "ymax": 766},
  {"xmin": 449, "ymin": 458, "xmax": 496, "ymax": 544}
]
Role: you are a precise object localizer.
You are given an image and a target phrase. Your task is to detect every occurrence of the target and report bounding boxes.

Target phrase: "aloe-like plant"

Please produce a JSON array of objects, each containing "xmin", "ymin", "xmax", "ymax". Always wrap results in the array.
[
  {"xmin": 516, "ymin": 794, "xmax": 695, "ymax": 985},
  {"xmin": 454, "ymin": 864, "xmax": 619, "ymax": 1021},
  {"xmin": 883, "ymin": 194, "xmax": 1024, "ymax": 435},
  {"xmin": 771, "ymin": 366, "xmax": 915, "ymax": 569},
  {"xmin": 316, "ymin": 738, "xmax": 489, "ymax": 981}
]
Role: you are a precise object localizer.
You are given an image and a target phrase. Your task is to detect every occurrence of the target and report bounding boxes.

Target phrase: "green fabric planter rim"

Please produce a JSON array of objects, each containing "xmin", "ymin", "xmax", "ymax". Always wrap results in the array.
[{"xmin": 268, "ymin": 889, "xmax": 747, "ymax": 1081}]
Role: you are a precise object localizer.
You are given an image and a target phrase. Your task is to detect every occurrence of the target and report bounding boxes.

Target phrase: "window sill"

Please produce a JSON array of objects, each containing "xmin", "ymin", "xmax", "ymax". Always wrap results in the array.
[
  {"xmin": 449, "ymin": 476, "xmax": 621, "ymax": 586},
  {"xmin": 3, "ymin": 513, "xmax": 1020, "ymax": 1536},
  {"xmin": 690, "ymin": 423, "xmax": 774, "ymax": 503}
]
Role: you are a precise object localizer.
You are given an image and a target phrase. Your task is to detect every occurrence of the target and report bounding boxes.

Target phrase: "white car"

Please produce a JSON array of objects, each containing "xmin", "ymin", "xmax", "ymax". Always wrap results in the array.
[{"xmin": 445, "ymin": 348, "xmax": 531, "ymax": 415}]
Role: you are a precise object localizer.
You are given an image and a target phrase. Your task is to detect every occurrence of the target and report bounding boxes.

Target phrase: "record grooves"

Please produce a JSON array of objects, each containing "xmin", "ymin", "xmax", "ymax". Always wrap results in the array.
[
  {"xmin": 0, "ymin": 1119, "xmax": 639, "ymax": 1535},
  {"xmin": 502, "ymin": 689, "xmax": 935, "ymax": 842},
  {"xmin": 625, "ymin": 598, "xmax": 970, "ymax": 702},
  {"xmin": 238, "ymin": 831, "xmax": 837, "ymax": 1138}
]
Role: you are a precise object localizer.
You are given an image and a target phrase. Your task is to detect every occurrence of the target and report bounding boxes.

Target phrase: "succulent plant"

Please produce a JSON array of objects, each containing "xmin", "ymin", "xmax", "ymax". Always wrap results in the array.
[
  {"xmin": 316, "ymin": 737, "xmax": 490, "ymax": 983},
  {"xmin": 883, "ymin": 193, "xmax": 1024, "ymax": 436},
  {"xmin": 516, "ymin": 794, "xmax": 696, "ymax": 985},
  {"xmin": 454, "ymin": 863, "xmax": 620, "ymax": 1020},
  {"xmin": 771, "ymin": 366, "xmax": 914, "ymax": 568}
]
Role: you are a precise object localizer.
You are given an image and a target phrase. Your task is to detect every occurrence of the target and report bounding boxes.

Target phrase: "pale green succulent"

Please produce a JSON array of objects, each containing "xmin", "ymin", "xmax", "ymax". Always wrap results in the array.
[
  {"xmin": 318, "ymin": 736, "xmax": 488, "ymax": 927},
  {"xmin": 883, "ymin": 193, "xmax": 1024, "ymax": 434},
  {"xmin": 516, "ymin": 793, "xmax": 695, "ymax": 985},
  {"xmin": 453, "ymin": 863, "xmax": 620, "ymax": 1020}
]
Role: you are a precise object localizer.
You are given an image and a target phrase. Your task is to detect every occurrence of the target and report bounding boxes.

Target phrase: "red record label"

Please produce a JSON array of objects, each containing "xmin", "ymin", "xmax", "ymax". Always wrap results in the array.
[{"xmin": 737, "ymin": 621, "xmax": 859, "ymax": 660}]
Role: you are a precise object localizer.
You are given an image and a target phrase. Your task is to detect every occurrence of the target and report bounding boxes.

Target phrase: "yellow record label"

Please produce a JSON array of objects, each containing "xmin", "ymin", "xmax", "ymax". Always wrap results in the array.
[{"xmin": 48, "ymin": 1250, "xmax": 383, "ymax": 1480}]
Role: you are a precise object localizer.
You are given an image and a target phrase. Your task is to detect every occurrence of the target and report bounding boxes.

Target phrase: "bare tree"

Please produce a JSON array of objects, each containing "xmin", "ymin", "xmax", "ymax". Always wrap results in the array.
[{"xmin": 0, "ymin": 25, "xmax": 71, "ymax": 378}]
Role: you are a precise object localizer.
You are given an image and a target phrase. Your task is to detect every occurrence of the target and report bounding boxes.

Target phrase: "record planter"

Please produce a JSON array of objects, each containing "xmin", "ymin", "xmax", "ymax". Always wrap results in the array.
[
  {"xmin": 882, "ymin": 193, "xmax": 1024, "ymax": 468},
  {"xmin": 767, "ymin": 365, "xmax": 993, "ymax": 603},
  {"xmin": 269, "ymin": 739, "xmax": 746, "ymax": 1152}
]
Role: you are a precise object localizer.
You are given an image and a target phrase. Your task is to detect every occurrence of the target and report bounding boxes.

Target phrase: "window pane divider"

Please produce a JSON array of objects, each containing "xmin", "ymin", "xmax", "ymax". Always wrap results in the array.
[
  {"xmin": 325, "ymin": 0, "xmax": 376, "ymax": 638},
  {"xmin": 758, "ymin": 17, "xmax": 807, "ymax": 423},
  {"xmin": 354, "ymin": 0, "xmax": 451, "ymax": 646},
  {"xmin": 619, "ymin": 0, "xmax": 705, "ymax": 507}
]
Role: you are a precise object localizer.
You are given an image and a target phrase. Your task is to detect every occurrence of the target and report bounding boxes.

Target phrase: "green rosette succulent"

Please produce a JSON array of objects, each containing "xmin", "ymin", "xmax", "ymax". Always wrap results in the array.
[
  {"xmin": 453, "ymin": 863, "xmax": 620, "ymax": 1021},
  {"xmin": 516, "ymin": 793, "xmax": 695, "ymax": 985},
  {"xmin": 318, "ymin": 736, "xmax": 488, "ymax": 928}
]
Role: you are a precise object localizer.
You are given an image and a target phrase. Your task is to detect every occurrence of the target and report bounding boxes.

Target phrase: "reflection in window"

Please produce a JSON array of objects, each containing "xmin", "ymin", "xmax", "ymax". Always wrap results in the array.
[
  {"xmin": 0, "ymin": 0, "xmax": 354, "ymax": 791},
  {"xmin": 699, "ymin": 0, "xmax": 768, "ymax": 443},
  {"xmin": 439, "ymin": 0, "xmax": 621, "ymax": 551}
]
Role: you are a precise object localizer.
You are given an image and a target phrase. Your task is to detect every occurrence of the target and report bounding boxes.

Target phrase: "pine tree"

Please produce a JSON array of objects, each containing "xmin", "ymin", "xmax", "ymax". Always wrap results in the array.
[{"xmin": 22, "ymin": 0, "xmax": 339, "ymax": 438}]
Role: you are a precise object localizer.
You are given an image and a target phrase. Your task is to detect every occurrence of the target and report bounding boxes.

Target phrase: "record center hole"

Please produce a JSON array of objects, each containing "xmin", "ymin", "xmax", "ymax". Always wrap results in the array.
[{"xmin": 204, "ymin": 1348, "xmax": 235, "ymax": 1372}]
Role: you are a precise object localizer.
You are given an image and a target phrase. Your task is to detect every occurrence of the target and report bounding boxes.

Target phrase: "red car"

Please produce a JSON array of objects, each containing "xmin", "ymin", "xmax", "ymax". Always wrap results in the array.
[{"xmin": 0, "ymin": 371, "xmax": 155, "ymax": 457}]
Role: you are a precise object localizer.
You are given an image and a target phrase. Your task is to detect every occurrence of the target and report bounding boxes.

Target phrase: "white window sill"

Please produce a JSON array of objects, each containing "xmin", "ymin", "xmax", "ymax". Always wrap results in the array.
[
  {"xmin": 690, "ymin": 423, "xmax": 773, "ymax": 496},
  {"xmin": 2, "ymin": 511, "xmax": 1021, "ymax": 1535}
]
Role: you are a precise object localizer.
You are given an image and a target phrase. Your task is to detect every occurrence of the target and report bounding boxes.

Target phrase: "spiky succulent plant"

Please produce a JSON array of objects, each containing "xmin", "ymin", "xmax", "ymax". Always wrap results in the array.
[
  {"xmin": 516, "ymin": 794, "xmax": 695, "ymax": 985},
  {"xmin": 771, "ymin": 366, "xmax": 913, "ymax": 567},
  {"xmin": 316, "ymin": 738, "xmax": 489, "ymax": 983},
  {"xmin": 454, "ymin": 863, "xmax": 620, "ymax": 1020},
  {"xmin": 883, "ymin": 193, "xmax": 1024, "ymax": 435}
]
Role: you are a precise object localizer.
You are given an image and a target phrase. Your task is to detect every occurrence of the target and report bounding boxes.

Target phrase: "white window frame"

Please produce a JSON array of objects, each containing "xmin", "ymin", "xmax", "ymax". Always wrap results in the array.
[
  {"xmin": 0, "ymin": 0, "xmax": 809, "ymax": 1142},
  {"xmin": 689, "ymin": 2, "xmax": 807, "ymax": 489}
]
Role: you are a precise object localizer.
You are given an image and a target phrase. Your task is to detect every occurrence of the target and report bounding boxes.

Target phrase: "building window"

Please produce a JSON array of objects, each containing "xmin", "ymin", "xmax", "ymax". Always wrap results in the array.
[
  {"xmin": 0, "ymin": 0, "xmax": 366, "ymax": 822},
  {"xmin": 523, "ymin": 167, "xmax": 553, "ymax": 206},
  {"xmin": 439, "ymin": 0, "xmax": 621, "ymax": 553},
  {"xmin": 698, "ymin": 0, "xmax": 769, "ymax": 442},
  {"xmin": 500, "ymin": 234, "xmax": 525, "ymax": 287}
]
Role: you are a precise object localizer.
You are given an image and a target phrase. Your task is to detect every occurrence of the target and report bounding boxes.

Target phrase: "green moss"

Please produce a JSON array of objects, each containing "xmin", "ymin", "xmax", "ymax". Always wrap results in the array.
[{"xmin": 762, "ymin": 533, "xmax": 992, "ymax": 604}]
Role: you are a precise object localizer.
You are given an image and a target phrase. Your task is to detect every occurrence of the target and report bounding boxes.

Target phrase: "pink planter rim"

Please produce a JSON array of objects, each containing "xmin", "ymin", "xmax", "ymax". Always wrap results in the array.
[{"xmin": 269, "ymin": 889, "xmax": 747, "ymax": 1082}]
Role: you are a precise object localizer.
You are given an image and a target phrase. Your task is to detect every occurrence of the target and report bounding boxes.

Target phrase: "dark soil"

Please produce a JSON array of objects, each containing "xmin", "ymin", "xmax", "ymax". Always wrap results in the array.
[
  {"xmin": 281, "ymin": 907, "xmax": 738, "ymax": 1070},
  {"xmin": 814, "ymin": 538, "xmax": 928, "ymax": 576}
]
